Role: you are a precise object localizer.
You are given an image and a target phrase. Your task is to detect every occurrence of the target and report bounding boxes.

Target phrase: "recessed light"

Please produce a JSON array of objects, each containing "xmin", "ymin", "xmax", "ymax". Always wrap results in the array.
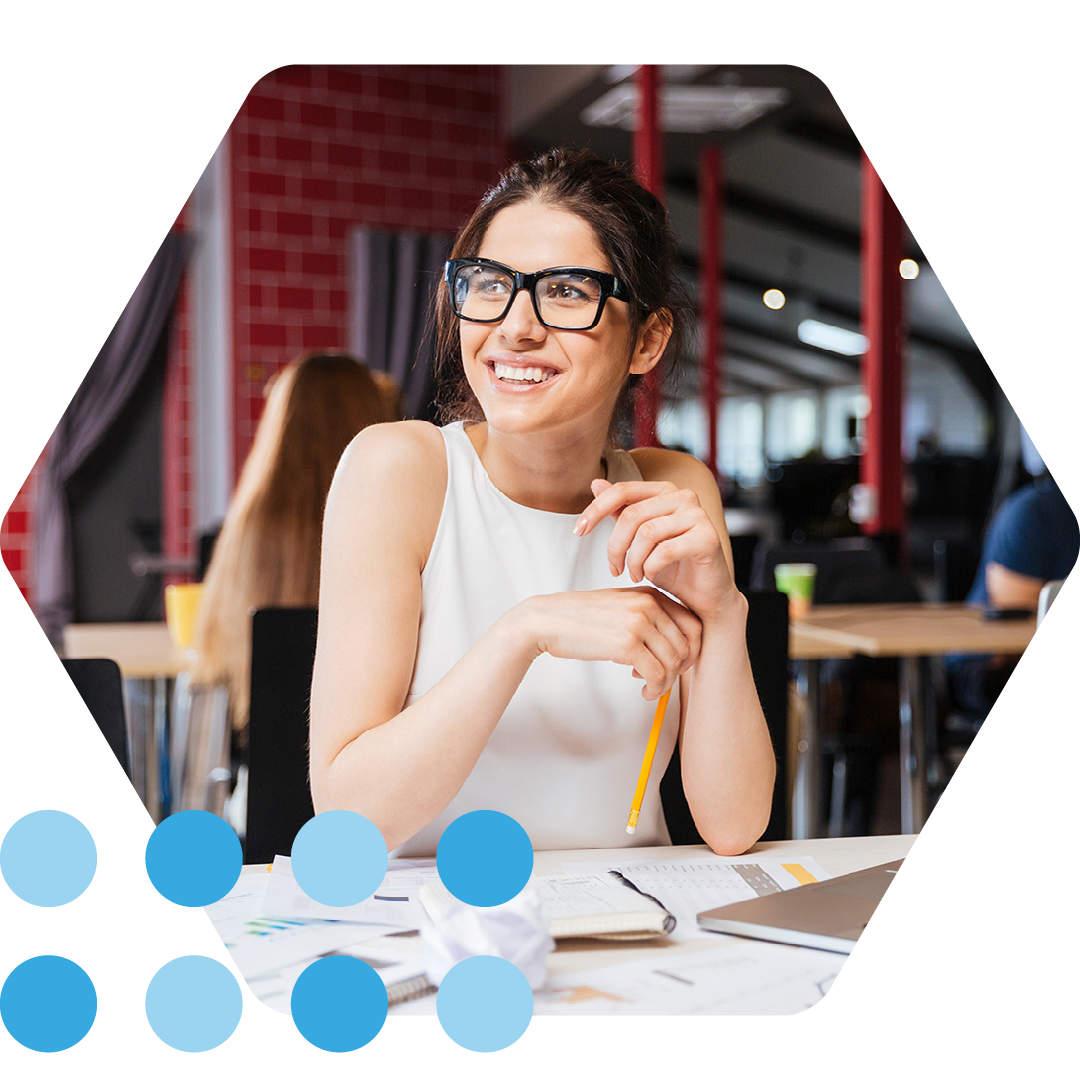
[
  {"xmin": 899, "ymin": 259, "xmax": 920, "ymax": 280},
  {"xmin": 763, "ymin": 289, "xmax": 786, "ymax": 309}
]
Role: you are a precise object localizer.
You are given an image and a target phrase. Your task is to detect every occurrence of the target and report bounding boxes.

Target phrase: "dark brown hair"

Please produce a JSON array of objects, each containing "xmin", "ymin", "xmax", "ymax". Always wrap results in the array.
[{"xmin": 433, "ymin": 146, "xmax": 691, "ymax": 444}]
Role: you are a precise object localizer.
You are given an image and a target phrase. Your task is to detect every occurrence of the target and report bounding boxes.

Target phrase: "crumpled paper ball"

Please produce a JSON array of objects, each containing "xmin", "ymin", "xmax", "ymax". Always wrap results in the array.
[{"xmin": 421, "ymin": 883, "xmax": 553, "ymax": 990}]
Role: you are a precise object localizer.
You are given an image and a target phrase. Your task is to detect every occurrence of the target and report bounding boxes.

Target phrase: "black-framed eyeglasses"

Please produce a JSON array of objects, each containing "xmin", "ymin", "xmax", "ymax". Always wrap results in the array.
[{"xmin": 444, "ymin": 257, "xmax": 630, "ymax": 331}]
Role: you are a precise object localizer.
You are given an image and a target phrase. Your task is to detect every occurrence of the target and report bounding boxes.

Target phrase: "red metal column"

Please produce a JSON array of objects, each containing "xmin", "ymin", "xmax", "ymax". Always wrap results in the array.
[
  {"xmin": 859, "ymin": 154, "xmax": 905, "ymax": 548},
  {"xmin": 633, "ymin": 64, "xmax": 664, "ymax": 447},
  {"xmin": 698, "ymin": 145, "xmax": 724, "ymax": 477}
]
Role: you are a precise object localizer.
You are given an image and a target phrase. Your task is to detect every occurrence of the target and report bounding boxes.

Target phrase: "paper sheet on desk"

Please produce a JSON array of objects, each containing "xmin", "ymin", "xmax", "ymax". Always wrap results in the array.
[
  {"xmin": 562, "ymin": 856, "xmax": 831, "ymax": 942},
  {"xmin": 535, "ymin": 937, "xmax": 844, "ymax": 1015},
  {"xmin": 260, "ymin": 854, "xmax": 438, "ymax": 928},
  {"xmin": 228, "ymin": 859, "xmax": 442, "ymax": 989}
]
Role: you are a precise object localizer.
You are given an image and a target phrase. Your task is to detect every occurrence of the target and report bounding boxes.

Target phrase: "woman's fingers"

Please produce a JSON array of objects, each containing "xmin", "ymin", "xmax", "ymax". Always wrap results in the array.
[
  {"xmin": 574, "ymin": 480, "xmax": 677, "ymax": 538},
  {"xmin": 621, "ymin": 508, "xmax": 701, "ymax": 582},
  {"xmin": 576, "ymin": 483, "xmax": 716, "ymax": 586},
  {"xmin": 535, "ymin": 586, "xmax": 701, "ymax": 699},
  {"xmin": 624, "ymin": 590, "xmax": 701, "ymax": 698}
]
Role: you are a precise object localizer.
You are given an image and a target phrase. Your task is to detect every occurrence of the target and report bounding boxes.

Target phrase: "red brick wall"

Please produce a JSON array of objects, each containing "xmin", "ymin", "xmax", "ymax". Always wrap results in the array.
[
  {"xmin": 164, "ymin": 63, "xmax": 506, "ymax": 561},
  {"xmin": 228, "ymin": 64, "xmax": 506, "ymax": 471}
]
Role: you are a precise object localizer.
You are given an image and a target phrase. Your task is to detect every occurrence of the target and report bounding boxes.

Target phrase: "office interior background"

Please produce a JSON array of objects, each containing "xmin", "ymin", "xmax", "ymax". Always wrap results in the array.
[{"xmin": 0, "ymin": 64, "xmax": 1032, "ymax": 834}]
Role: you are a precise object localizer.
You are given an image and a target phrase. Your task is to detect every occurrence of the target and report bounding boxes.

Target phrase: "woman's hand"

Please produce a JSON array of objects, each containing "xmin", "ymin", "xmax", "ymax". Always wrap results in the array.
[
  {"xmin": 519, "ymin": 586, "xmax": 702, "ymax": 701},
  {"xmin": 574, "ymin": 478, "xmax": 738, "ymax": 624}
]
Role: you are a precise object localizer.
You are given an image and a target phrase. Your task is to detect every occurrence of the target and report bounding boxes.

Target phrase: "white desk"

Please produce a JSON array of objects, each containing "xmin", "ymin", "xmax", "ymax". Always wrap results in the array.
[{"xmin": 384, "ymin": 833, "xmax": 1080, "ymax": 1019}]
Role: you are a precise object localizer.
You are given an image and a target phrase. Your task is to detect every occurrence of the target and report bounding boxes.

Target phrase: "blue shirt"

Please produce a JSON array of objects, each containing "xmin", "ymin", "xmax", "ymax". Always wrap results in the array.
[{"xmin": 966, "ymin": 476, "xmax": 1079, "ymax": 606}]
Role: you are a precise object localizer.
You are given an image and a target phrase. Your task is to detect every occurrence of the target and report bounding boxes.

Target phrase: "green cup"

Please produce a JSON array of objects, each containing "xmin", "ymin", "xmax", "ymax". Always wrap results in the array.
[{"xmin": 774, "ymin": 563, "xmax": 817, "ymax": 618}]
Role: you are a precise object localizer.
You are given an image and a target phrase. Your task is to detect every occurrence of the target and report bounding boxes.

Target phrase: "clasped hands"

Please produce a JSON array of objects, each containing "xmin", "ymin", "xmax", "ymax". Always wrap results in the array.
[{"xmin": 521, "ymin": 479, "xmax": 738, "ymax": 701}]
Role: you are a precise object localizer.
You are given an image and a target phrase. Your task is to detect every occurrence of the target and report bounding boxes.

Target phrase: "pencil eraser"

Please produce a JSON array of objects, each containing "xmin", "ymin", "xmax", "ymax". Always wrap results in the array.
[{"xmin": 625, "ymin": 825, "xmax": 636, "ymax": 835}]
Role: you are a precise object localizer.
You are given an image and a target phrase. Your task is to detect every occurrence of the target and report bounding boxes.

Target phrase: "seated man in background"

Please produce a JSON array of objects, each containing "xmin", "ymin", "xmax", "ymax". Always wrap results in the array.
[{"xmin": 947, "ymin": 435, "xmax": 1079, "ymax": 717}]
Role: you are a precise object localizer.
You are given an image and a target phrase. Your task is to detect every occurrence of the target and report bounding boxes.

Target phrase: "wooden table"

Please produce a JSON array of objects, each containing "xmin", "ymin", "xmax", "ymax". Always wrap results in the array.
[
  {"xmin": 792, "ymin": 603, "xmax": 1036, "ymax": 835},
  {"xmin": 62, "ymin": 621, "xmax": 192, "ymax": 820},
  {"xmin": 62, "ymin": 621, "xmax": 189, "ymax": 679}
]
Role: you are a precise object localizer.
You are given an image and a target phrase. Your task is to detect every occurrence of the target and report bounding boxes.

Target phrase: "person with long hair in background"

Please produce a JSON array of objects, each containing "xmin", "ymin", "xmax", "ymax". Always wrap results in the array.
[{"xmin": 191, "ymin": 352, "xmax": 398, "ymax": 739}]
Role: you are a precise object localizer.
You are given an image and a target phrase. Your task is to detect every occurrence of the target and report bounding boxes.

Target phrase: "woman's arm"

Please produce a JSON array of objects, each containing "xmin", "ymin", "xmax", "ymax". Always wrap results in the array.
[
  {"xmin": 575, "ymin": 451, "xmax": 776, "ymax": 855},
  {"xmin": 310, "ymin": 421, "xmax": 530, "ymax": 851},
  {"xmin": 308, "ymin": 422, "xmax": 699, "ymax": 851}
]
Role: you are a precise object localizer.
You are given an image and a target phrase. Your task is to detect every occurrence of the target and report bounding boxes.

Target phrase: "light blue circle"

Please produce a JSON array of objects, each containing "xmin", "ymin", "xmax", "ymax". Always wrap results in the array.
[
  {"xmin": 1, "ymin": 810, "xmax": 96, "ymax": 907},
  {"xmin": 290, "ymin": 810, "xmax": 387, "ymax": 907},
  {"xmin": 436, "ymin": 956, "xmax": 533, "ymax": 1052},
  {"xmin": 290, "ymin": 955, "xmax": 388, "ymax": 1051},
  {"xmin": 1, "ymin": 955, "xmax": 97, "ymax": 1052},
  {"xmin": 436, "ymin": 811, "xmax": 533, "ymax": 907},
  {"xmin": 145, "ymin": 811, "xmax": 242, "ymax": 907},
  {"xmin": 145, "ymin": 955, "xmax": 242, "ymax": 1052}
]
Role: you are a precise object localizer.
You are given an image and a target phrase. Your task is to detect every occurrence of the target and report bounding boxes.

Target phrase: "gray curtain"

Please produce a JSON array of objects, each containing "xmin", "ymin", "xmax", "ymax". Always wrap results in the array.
[
  {"xmin": 349, "ymin": 229, "xmax": 452, "ymax": 419},
  {"xmin": 36, "ymin": 231, "xmax": 191, "ymax": 646}
]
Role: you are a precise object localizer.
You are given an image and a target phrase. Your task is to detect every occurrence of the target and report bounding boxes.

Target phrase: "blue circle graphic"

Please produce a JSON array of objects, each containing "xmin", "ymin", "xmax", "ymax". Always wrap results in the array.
[
  {"xmin": 145, "ymin": 811, "xmax": 242, "ymax": 907},
  {"xmin": 436, "ymin": 956, "xmax": 533, "ymax": 1052},
  {"xmin": 436, "ymin": 811, "xmax": 533, "ymax": 907},
  {"xmin": 290, "ymin": 810, "xmax": 387, "ymax": 907},
  {"xmin": 145, "ymin": 955, "xmax": 242, "ymax": 1052},
  {"xmin": 1, "ymin": 955, "xmax": 97, "ymax": 1052},
  {"xmin": 290, "ymin": 955, "xmax": 388, "ymax": 1051},
  {"xmin": 1, "ymin": 810, "xmax": 96, "ymax": 907}
]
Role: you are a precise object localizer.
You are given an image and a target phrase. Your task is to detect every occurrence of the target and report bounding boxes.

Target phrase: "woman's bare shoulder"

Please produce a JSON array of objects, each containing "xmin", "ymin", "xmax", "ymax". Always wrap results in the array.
[
  {"xmin": 341, "ymin": 419, "xmax": 445, "ymax": 471},
  {"xmin": 336, "ymin": 420, "xmax": 446, "ymax": 497},
  {"xmin": 328, "ymin": 420, "xmax": 448, "ymax": 545},
  {"xmin": 629, "ymin": 446, "xmax": 717, "ymax": 492}
]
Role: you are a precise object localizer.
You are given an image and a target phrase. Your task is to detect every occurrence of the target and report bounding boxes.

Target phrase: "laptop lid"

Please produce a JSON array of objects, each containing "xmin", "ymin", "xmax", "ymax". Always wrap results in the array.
[{"xmin": 695, "ymin": 859, "xmax": 1080, "ymax": 954}]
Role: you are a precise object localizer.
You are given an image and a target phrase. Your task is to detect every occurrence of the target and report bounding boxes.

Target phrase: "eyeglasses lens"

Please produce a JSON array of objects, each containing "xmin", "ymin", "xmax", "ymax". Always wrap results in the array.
[{"xmin": 452, "ymin": 264, "xmax": 603, "ymax": 329}]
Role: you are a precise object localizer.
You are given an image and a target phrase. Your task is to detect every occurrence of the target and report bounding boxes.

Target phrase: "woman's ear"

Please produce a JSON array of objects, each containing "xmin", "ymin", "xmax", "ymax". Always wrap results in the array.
[{"xmin": 629, "ymin": 310, "xmax": 674, "ymax": 376}]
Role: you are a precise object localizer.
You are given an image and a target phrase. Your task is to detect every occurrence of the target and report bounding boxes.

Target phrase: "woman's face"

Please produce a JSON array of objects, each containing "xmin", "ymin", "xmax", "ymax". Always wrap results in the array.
[{"xmin": 459, "ymin": 201, "xmax": 659, "ymax": 441}]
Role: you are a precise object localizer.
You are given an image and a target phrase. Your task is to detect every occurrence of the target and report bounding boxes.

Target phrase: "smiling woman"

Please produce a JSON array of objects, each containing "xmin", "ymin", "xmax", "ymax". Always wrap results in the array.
[{"xmin": 308, "ymin": 147, "xmax": 776, "ymax": 858}]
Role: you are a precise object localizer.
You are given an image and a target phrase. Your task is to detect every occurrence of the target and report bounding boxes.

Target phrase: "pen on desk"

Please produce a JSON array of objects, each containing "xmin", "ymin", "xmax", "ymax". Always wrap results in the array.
[{"xmin": 626, "ymin": 689, "xmax": 671, "ymax": 834}]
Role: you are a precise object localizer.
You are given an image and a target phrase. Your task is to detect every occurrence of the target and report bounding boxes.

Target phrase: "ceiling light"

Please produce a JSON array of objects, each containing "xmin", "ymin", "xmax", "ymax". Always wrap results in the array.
[
  {"xmin": 899, "ymin": 259, "xmax": 920, "ymax": 280},
  {"xmin": 582, "ymin": 84, "xmax": 788, "ymax": 133},
  {"xmin": 763, "ymin": 288, "xmax": 786, "ymax": 309},
  {"xmin": 797, "ymin": 319, "xmax": 868, "ymax": 356}
]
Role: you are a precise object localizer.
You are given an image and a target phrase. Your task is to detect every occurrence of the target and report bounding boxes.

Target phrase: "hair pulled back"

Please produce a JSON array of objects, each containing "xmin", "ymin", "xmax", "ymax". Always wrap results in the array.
[{"xmin": 433, "ymin": 146, "xmax": 691, "ymax": 443}]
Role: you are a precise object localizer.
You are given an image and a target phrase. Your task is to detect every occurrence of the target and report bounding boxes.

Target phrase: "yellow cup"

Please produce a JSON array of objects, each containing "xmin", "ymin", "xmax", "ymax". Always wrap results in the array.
[
  {"xmin": 774, "ymin": 563, "xmax": 816, "ymax": 619},
  {"xmin": 164, "ymin": 583, "xmax": 204, "ymax": 651}
]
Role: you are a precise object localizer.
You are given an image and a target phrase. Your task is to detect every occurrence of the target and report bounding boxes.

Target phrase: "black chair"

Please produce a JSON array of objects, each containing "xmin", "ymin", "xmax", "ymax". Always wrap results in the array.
[
  {"xmin": 660, "ymin": 589, "xmax": 790, "ymax": 844},
  {"xmin": 60, "ymin": 656, "xmax": 131, "ymax": 812},
  {"xmin": 727, "ymin": 533, "xmax": 760, "ymax": 595},
  {"xmin": 245, "ymin": 607, "xmax": 318, "ymax": 865}
]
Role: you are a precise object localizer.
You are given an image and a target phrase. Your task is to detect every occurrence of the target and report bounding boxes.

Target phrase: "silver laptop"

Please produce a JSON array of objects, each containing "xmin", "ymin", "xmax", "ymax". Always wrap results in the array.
[{"xmin": 695, "ymin": 859, "xmax": 1080, "ymax": 954}]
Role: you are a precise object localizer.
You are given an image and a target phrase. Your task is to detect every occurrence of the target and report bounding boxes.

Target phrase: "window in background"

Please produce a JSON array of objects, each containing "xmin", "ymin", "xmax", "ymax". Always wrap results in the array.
[
  {"xmin": 765, "ymin": 392, "xmax": 819, "ymax": 462},
  {"xmin": 719, "ymin": 397, "xmax": 766, "ymax": 485}
]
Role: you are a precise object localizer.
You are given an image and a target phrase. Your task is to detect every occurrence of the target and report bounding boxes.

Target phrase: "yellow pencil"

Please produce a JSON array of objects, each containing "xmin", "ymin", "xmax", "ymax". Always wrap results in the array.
[{"xmin": 626, "ymin": 689, "xmax": 671, "ymax": 834}]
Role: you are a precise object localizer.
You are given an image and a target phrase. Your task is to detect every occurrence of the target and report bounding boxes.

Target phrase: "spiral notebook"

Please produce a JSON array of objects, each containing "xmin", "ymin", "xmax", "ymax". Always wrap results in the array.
[{"xmin": 419, "ymin": 872, "xmax": 676, "ymax": 941}]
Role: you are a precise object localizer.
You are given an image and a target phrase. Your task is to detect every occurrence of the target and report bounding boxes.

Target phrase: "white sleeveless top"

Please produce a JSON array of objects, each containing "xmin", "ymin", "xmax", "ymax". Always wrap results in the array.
[{"xmin": 391, "ymin": 422, "xmax": 678, "ymax": 857}]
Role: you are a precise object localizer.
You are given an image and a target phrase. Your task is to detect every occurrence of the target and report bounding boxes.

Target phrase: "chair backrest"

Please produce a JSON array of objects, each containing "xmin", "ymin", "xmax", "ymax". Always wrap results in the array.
[
  {"xmin": 660, "ymin": 589, "xmax": 790, "ymax": 844},
  {"xmin": 60, "ymin": 652, "xmax": 131, "ymax": 807},
  {"xmin": 727, "ymin": 533, "xmax": 760, "ymax": 595},
  {"xmin": 245, "ymin": 606, "xmax": 319, "ymax": 865},
  {"xmin": 1037, "ymin": 579, "xmax": 1064, "ymax": 625}
]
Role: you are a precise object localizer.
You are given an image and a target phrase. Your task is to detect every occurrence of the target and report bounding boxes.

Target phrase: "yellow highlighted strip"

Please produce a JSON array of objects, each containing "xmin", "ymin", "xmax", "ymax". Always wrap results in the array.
[{"xmin": 782, "ymin": 862, "xmax": 818, "ymax": 885}]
